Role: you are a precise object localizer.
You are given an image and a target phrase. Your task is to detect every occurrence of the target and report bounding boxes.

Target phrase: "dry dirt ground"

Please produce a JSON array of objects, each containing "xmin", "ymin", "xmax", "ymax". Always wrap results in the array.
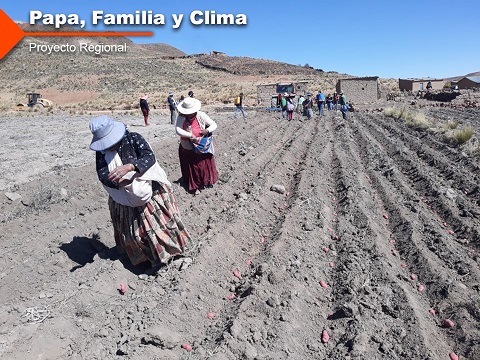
[{"xmin": 0, "ymin": 103, "xmax": 480, "ymax": 360}]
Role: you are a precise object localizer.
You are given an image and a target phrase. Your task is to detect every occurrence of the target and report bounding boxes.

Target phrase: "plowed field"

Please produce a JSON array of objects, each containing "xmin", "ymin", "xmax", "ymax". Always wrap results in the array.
[{"xmin": 1, "ymin": 105, "xmax": 479, "ymax": 359}]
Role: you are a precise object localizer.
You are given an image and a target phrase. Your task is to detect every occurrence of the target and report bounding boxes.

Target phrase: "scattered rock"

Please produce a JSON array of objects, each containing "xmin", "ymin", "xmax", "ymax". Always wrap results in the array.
[
  {"xmin": 443, "ymin": 187, "xmax": 457, "ymax": 200},
  {"xmin": 5, "ymin": 192, "xmax": 21, "ymax": 202},
  {"xmin": 171, "ymin": 257, "xmax": 193, "ymax": 271},
  {"xmin": 266, "ymin": 297, "xmax": 276, "ymax": 307},
  {"xmin": 128, "ymin": 283, "xmax": 137, "ymax": 291},
  {"xmin": 302, "ymin": 221, "xmax": 314, "ymax": 231},
  {"xmin": 255, "ymin": 263, "xmax": 268, "ymax": 276},
  {"xmin": 270, "ymin": 184, "xmax": 286, "ymax": 194},
  {"xmin": 230, "ymin": 320, "xmax": 243, "ymax": 338},
  {"xmin": 142, "ymin": 326, "xmax": 182, "ymax": 349},
  {"xmin": 58, "ymin": 188, "xmax": 69, "ymax": 201}
]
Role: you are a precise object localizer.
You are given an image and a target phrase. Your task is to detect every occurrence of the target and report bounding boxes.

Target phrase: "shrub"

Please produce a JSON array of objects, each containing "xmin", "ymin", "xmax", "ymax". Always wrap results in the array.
[
  {"xmin": 446, "ymin": 120, "xmax": 458, "ymax": 129},
  {"xmin": 384, "ymin": 107, "xmax": 403, "ymax": 118},
  {"xmin": 384, "ymin": 107, "xmax": 395, "ymax": 117},
  {"xmin": 454, "ymin": 127, "xmax": 474, "ymax": 145},
  {"xmin": 384, "ymin": 107, "xmax": 429, "ymax": 129},
  {"xmin": 405, "ymin": 112, "xmax": 429, "ymax": 129}
]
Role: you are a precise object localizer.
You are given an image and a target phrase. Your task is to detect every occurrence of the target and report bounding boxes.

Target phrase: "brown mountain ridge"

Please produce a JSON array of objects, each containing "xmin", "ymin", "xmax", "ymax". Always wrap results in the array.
[{"xmin": 0, "ymin": 24, "xmax": 476, "ymax": 110}]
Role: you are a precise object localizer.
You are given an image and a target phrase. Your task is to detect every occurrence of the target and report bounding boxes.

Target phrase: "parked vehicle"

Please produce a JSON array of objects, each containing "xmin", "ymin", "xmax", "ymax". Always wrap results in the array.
[{"xmin": 16, "ymin": 93, "xmax": 53, "ymax": 111}]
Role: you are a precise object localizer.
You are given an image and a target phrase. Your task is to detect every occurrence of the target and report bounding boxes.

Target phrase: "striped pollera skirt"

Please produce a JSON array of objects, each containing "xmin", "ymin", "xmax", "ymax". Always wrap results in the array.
[{"xmin": 108, "ymin": 182, "xmax": 192, "ymax": 266}]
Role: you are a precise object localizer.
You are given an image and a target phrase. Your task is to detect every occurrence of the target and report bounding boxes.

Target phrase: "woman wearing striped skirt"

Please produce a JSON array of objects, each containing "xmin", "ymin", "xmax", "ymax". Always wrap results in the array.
[{"xmin": 89, "ymin": 115, "xmax": 192, "ymax": 267}]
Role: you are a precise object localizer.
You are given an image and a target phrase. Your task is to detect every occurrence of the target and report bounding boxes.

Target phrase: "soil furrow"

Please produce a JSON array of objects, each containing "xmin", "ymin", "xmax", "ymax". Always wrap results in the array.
[
  {"xmin": 351, "ymin": 113, "xmax": 480, "ymax": 284},
  {"xmin": 374, "ymin": 114, "xmax": 480, "ymax": 204},
  {"xmin": 203, "ymin": 118, "xmax": 327, "ymax": 358},
  {"xmin": 148, "ymin": 117, "xmax": 322, "ymax": 358},
  {"xmin": 322, "ymin": 119, "xmax": 456, "ymax": 359},
  {"xmin": 350, "ymin": 114, "xmax": 480, "ymax": 358},
  {"xmin": 355, "ymin": 113, "xmax": 480, "ymax": 248}
]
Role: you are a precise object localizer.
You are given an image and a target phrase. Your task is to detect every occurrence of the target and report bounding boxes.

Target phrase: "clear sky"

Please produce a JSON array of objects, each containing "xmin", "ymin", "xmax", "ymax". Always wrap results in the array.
[{"xmin": 3, "ymin": 0, "xmax": 479, "ymax": 79}]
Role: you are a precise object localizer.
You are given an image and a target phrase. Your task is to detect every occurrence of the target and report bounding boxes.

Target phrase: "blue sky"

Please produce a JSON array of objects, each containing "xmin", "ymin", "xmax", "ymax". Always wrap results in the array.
[{"xmin": 3, "ymin": 0, "xmax": 479, "ymax": 79}]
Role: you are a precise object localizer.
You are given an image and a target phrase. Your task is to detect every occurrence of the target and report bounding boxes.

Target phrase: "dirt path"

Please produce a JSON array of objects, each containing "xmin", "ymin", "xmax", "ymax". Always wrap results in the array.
[{"xmin": 0, "ymin": 106, "xmax": 479, "ymax": 359}]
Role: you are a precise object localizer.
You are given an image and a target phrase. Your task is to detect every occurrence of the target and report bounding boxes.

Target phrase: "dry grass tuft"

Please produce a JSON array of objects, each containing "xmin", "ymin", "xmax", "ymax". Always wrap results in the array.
[
  {"xmin": 384, "ymin": 107, "xmax": 429, "ymax": 129},
  {"xmin": 384, "ymin": 107, "xmax": 401, "ymax": 118},
  {"xmin": 31, "ymin": 185, "xmax": 54, "ymax": 212},
  {"xmin": 404, "ymin": 112, "xmax": 429, "ymax": 129},
  {"xmin": 446, "ymin": 120, "xmax": 458, "ymax": 130},
  {"xmin": 454, "ymin": 127, "xmax": 474, "ymax": 145},
  {"xmin": 74, "ymin": 301, "xmax": 92, "ymax": 318}
]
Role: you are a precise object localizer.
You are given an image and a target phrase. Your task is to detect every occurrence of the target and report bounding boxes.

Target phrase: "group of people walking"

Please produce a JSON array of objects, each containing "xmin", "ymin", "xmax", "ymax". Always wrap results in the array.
[
  {"xmin": 290, "ymin": 90, "xmax": 350, "ymax": 120},
  {"xmin": 319, "ymin": 90, "xmax": 350, "ymax": 119}
]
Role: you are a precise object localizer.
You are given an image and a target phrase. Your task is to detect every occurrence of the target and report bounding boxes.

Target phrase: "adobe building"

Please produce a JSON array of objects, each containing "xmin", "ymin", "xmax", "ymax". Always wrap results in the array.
[
  {"xmin": 457, "ymin": 76, "xmax": 480, "ymax": 89},
  {"xmin": 335, "ymin": 77, "xmax": 379, "ymax": 103},
  {"xmin": 398, "ymin": 78, "xmax": 444, "ymax": 92}
]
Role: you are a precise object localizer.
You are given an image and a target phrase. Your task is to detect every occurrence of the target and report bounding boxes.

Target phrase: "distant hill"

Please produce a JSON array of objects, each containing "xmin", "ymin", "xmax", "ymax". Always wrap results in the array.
[
  {"xmin": 2, "ymin": 23, "xmax": 474, "ymax": 110},
  {"xmin": 465, "ymin": 71, "xmax": 480, "ymax": 77},
  {"xmin": 0, "ymin": 23, "xmax": 347, "ymax": 110},
  {"xmin": 137, "ymin": 43, "xmax": 186, "ymax": 57},
  {"xmin": 444, "ymin": 71, "xmax": 480, "ymax": 81},
  {"xmin": 193, "ymin": 53, "xmax": 323, "ymax": 76}
]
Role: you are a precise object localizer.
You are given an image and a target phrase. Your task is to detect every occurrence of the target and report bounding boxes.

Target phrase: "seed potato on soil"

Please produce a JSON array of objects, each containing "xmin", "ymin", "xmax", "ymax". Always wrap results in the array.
[{"xmin": 0, "ymin": 101, "xmax": 480, "ymax": 360}]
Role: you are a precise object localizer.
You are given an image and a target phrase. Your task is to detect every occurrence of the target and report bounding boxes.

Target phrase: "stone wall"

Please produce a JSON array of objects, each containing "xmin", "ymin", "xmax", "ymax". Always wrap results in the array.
[
  {"xmin": 257, "ymin": 84, "xmax": 278, "ymax": 107},
  {"xmin": 336, "ymin": 77, "xmax": 379, "ymax": 104}
]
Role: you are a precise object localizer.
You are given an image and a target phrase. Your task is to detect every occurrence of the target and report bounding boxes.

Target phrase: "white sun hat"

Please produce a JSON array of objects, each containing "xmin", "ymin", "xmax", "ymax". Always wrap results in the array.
[{"xmin": 177, "ymin": 97, "xmax": 201, "ymax": 115}]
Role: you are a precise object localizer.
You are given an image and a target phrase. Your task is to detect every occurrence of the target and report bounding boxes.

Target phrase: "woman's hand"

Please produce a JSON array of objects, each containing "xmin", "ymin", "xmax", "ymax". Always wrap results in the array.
[
  {"xmin": 190, "ymin": 136, "xmax": 199, "ymax": 144},
  {"xmin": 108, "ymin": 163, "xmax": 135, "ymax": 182},
  {"xmin": 200, "ymin": 129, "xmax": 209, "ymax": 136}
]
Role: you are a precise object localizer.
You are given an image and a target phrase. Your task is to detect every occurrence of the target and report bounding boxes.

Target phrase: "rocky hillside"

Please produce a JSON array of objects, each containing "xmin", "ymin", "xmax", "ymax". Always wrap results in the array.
[
  {"xmin": 193, "ymin": 53, "xmax": 324, "ymax": 76},
  {"xmin": 3, "ymin": 24, "xmax": 475, "ymax": 111},
  {"xmin": 0, "ymin": 24, "xmax": 353, "ymax": 110}
]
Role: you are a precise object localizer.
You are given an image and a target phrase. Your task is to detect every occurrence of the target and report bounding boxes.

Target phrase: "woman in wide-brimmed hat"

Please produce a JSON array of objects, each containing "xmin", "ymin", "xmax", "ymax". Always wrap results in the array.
[
  {"xmin": 89, "ymin": 115, "xmax": 192, "ymax": 268},
  {"xmin": 175, "ymin": 97, "xmax": 218, "ymax": 194}
]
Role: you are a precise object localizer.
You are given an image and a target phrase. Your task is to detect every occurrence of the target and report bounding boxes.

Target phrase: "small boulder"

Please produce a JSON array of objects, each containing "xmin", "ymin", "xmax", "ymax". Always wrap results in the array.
[
  {"xmin": 270, "ymin": 185, "xmax": 286, "ymax": 194},
  {"xmin": 5, "ymin": 192, "xmax": 22, "ymax": 202}
]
